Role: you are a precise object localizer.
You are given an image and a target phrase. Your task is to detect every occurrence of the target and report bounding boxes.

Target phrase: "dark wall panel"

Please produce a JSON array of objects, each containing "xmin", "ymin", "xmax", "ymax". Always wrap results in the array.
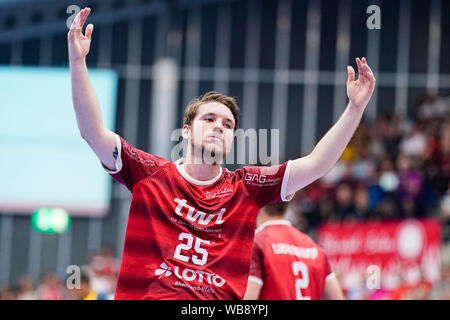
[
  {"xmin": 409, "ymin": 0, "xmax": 430, "ymax": 74},
  {"xmin": 379, "ymin": 0, "xmax": 399, "ymax": 73},
  {"xmin": 9, "ymin": 216, "xmax": 30, "ymax": 287}
]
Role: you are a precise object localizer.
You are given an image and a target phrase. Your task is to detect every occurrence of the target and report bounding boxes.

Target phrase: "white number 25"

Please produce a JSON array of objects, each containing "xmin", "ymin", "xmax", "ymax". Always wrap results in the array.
[{"xmin": 173, "ymin": 232, "xmax": 210, "ymax": 266}]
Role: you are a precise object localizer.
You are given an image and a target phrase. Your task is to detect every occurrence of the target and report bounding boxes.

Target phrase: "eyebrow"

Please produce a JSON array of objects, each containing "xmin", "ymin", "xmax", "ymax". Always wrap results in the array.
[{"xmin": 201, "ymin": 112, "xmax": 235, "ymax": 125}]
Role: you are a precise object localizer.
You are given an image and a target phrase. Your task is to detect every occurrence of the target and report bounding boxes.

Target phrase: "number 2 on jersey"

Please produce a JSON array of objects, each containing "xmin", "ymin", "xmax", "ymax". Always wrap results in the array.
[
  {"xmin": 292, "ymin": 261, "xmax": 311, "ymax": 300},
  {"xmin": 173, "ymin": 232, "xmax": 210, "ymax": 266}
]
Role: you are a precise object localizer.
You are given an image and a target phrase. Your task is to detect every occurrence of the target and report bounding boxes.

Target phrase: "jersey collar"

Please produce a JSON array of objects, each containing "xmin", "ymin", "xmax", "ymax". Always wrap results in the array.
[
  {"xmin": 175, "ymin": 158, "xmax": 223, "ymax": 186},
  {"xmin": 256, "ymin": 219, "xmax": 292, "ymax": 233}
]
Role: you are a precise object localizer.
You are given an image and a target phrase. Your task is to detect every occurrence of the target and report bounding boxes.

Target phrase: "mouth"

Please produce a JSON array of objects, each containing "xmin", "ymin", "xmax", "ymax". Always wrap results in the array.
[{"xmin": 207, "ymin": 135, "xmax": 223, "ymax": 143}]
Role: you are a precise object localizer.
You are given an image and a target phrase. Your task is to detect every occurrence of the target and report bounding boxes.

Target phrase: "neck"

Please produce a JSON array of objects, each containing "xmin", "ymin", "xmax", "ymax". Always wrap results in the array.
[
  {"xmin": 256, "ymin": 215, "xmax": 286, "ymax": 229},
  {"xmin": 182, "ymin": 147, "xmax": 222, "ymax": 181}
]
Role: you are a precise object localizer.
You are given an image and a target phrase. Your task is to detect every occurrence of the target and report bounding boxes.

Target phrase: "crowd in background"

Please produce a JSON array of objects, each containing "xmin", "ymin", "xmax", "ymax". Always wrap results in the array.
[
  {"xmin": 284, "ymin": 92, "xmax": 450, "ymax": 300},
  {"xmin": 0, "ymin": 247, "xmax": 118, "ymax": 300},
  {"xmin": 287, "ymin": 93, "xmax": 450, "ymax": 243},
  {"xmin": 1, "ymin": 93, "xmax": 450, "ymax": 300}
]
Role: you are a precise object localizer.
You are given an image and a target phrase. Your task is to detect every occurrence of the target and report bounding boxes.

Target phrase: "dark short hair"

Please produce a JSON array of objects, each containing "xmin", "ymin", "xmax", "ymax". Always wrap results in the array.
[
  {"xmin": 263, "ymin": 202, "xmax": 288, "ymax": 217},
  {"xmin": 80, "ymin": 269, "xmax": 90, "ymax": 284},
  {"xmin": 183, "ymin": 91, "xmax": 240, "ymax": 131}
]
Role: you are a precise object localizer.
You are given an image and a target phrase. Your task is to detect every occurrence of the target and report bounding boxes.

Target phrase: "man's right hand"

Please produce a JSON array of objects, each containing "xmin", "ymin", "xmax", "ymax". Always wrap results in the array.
[{"xmin": 68, "ymin": 7, "xmax": 93, "ymax": 63}]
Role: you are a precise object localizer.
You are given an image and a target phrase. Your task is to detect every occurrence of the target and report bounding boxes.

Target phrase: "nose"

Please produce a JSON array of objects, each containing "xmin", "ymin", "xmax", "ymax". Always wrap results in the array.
[{"xmin": 213, "ymin": 119, "xmax": 224, "ymax": 134}]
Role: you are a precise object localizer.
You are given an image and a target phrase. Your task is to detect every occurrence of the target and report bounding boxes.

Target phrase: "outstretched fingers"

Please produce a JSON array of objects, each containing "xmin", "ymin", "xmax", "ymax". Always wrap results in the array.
[
  {"xmin": 358, "ymin": 57, "xmax": 369, "ymax": 81},
  {"xmin": 85, "ymin": 24, "xmax": 94, "ymax": 39},
  {"xmin": 348, "ymin": 56, "xmax": 377, "ymax": 93},
  {"xmin": 361, "ymin": 57, "xmax": 376, "ymax": 87},
  {"xmin": 366, "ymin": 69, "xmax": 376, "ymax": 89},
  {"xmin": 71, "ymin": 7, "xmax": 91, "ymax": 33},
  {"xmin": 347, "ymin": 65, "xmax": 355, "ymax": 85}
]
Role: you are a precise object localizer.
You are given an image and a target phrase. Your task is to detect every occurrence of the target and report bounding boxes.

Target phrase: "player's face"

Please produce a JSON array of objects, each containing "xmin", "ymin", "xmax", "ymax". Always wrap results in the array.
[{"xmin": 185, "ymin": 102, "xmax": 235, "ymax": 162}]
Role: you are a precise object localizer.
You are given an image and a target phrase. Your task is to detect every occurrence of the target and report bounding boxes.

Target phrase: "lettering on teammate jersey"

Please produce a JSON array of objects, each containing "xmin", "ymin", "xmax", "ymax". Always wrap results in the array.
[
  {"xmin": 272, "ymin": 243, "xmax": 319, "ymax": 259},
  {"xmin": 174, "ymin": 198, "xmax": 225, "ymax": 225}
]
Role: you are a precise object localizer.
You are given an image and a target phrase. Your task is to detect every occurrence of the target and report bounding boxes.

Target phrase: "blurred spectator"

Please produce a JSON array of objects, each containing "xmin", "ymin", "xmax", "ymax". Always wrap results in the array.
[
  {"xmin": 441, "ymin": 184, "xmax": 450, "ymax": 243},
  {"xmin": 334, "ymin": 182, "xmax": 355, "ymax": 220},
  {"xmin": 429, "ymin": 122, "xmax": 450, "ymax": 193},
  {"xmin": 285, "ymin": 198, "xmax": 308, "ymax": 232},
  {"xmin": 372, "ymin": 198, "xmax": 399, "ymax": 220},
  {"xmin": 16, "ymin": 275, "xmax": 37, "ymax": 300},
  {"xmin": 396, "ymin": 153, "xmax": 424, "ymax": 217},
  {"xmin": 1, "ymin": 247, "xmax": 118, "ymax": 300},
  {"xmin": 399, "ymin": 123, "xmax": 427, "ymax": 158},
  {"xmin": 0, "ymin": 284, "xmax": 17, "ymax": 300},
  {"xmin": 404, "ymin": 280, "xmax": 433, "ymax": 300},
  {"xmin": 414, "ymin": 93, "xmax": 449, "ymax": 121},
  {"xmin": 68, "ymin": 267, "xmax": 98, "ymax": 300},
  {"xmin": 87, "ymin": 246, "xmax": 119, "ymax": 296},
  {"xmin": 377, "ymin": 155, "xmax": 399, "ymax": 195},
  {"xmin": 35, "ymin": 273, "xmax": 67, "ymax": 300},
  {"xmin": 428, "ymin": 264, "xmax": 450, "ymax": 300},
  {"xmin": 353, "ymin": 185, "xmax": 371, "ymax": 219}
]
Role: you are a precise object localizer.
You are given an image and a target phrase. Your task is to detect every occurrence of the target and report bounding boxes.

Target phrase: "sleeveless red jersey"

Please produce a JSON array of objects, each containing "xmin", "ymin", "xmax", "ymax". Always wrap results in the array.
[
  {"xmin": 248, "ymin": 221, "xmax": 334, "ymax": 300},
  {"xmin": 102, "ymin": 134, "xmax": 294, "ymax": 299}
]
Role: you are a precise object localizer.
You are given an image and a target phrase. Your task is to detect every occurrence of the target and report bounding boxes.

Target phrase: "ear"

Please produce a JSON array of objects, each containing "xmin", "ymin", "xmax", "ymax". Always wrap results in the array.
[{"xmin": 182, "ymin": 124, "xmax": 191, "ymax": 140}]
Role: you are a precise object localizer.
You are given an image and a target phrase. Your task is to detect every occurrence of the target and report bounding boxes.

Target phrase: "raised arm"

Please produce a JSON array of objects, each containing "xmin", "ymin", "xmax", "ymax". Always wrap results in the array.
[
  {"xmin": 321, "ymin": 275, "xmax": 345, "ymax": 300},
  {"xmin": 285, "ymin": 57, "xmax": 376, "ymax": 196},
  {"xmin": 68, "ymin": 7, "xmax": 117, "ymax": 171},
  {"xmin": 243, "ymin": 280, "xmax": 262, "ymax": 300}
]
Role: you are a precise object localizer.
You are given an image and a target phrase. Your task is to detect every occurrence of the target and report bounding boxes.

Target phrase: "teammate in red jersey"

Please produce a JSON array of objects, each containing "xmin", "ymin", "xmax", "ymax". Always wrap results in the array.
[
  {"xmin": 244, "ymin": 203, "xmax": 345, "ymax": 300},
  {"xmin": 68, "ymin": 8, "xmax": 376, "ymax": 299}
]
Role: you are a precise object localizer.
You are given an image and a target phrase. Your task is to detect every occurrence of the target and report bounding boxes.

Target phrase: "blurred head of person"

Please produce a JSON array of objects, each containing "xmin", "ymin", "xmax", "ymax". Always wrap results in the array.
[
  {"xmin": 354, "ymin": 185, "xmax": 371, "ymax": 218},
  {"xmin": 414, "ymin": 93, "xmax": 447, "ymax": 121},
  {"xmin": 36, "ymin": 273, "xmax": 66, "ymax": 300},
  {"xmin": 440, "ymin": 121, "xmax": 450, "ymax": 155},
  {"xmin": 335, "ymin": 183, "xmax": 354, "ymax": 207},
  {"xmin": 396, "ymin": 153, "xmax": 413, "ymax": 173},
  {"xmin": 396, "ymin": 154, "xmax": 422, "ymax": 201},
  {"xmin": 373, "ymin": 198, "xmax": 398, "ymax": 220},
  {"xmin": 333, "ymin": 182, "xmax": 356, "ymax": 220},
  {"xmin": 182, "ymin": 92, "xmax": 240, "ymax": 165},
  {"xmin": 379, "ymin": 155, "xmax": 395, "ymax": 172},
  {"xmin": 41, "ymin": 273, "xmax": 61, "ymax": 288},
  {"xmin": 285, "ymin": 202, "xmax": 308, "ymax": 231},
  {"xmin": 69, "ymin": 268, "xmax": 96, "ymax": 300},
  {"xmin": 16, "ymin": 275, "xmax": 36, "ymax": 300},
  {"xmin": 405, "ymin": 280, "xmax": 432, "ymax": 300},
  {"xmin": 440, "ymin": 187, "xmax": 450, "ymax": 222},
  {"xmin": 99, "ymin": 245, "xmax": 114, "ymax": 258},
  {"xmin": 19, "ymin": 275, "xmax": 34, "ymax": 293},
  {"xmin": 256, "ymin": 202, "xmax": 289, "ymax": 228},
  {"xmin": 0, "ymin": 284, "xmax": 18, "ymax": 300}
]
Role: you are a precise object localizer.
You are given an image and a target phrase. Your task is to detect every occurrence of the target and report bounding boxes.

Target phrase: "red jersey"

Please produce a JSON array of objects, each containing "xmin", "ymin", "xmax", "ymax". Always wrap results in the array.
[
  {"xmin": 248, "ymin": 220, "xmax": 333, "ymax": 300},
  {"xmin": 102, "ymin": 134, "xmax": 294, "ymax": 300}
]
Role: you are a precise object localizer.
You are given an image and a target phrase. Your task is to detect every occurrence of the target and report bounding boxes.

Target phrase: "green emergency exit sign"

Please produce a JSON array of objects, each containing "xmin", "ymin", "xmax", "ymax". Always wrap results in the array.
[{"xmin": 31, "ymin": 208, "xmax": 71, "ymax": 234}]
